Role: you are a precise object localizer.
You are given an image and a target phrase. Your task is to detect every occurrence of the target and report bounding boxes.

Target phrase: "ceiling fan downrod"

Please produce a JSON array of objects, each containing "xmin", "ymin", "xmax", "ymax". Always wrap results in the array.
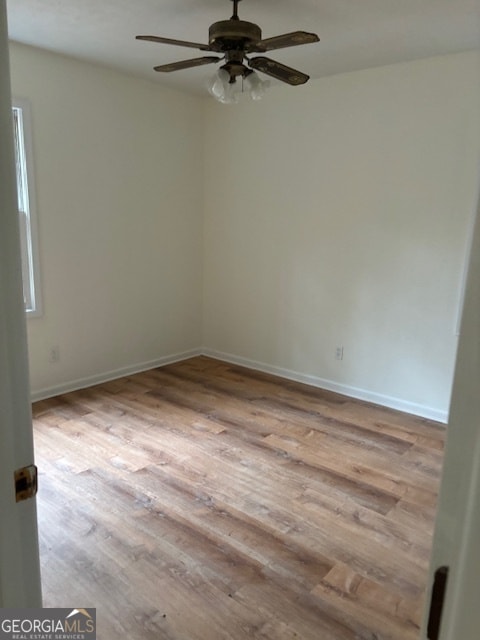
[{"xmin": 231, "ymin": 0, "xmax": 241, "ymax": 21}]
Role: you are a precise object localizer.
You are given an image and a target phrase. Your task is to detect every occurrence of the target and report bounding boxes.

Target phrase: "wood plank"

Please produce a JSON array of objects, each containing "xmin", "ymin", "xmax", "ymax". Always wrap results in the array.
[{"xmin": 33, "ymin": 356, "xmax": 445, "ymax": 640}]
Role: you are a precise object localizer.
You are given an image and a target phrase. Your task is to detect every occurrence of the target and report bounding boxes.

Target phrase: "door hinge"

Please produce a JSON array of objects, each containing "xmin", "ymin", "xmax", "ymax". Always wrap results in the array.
[
  {"xmin": 427, "ymin": 565, "xmax": 449, "ymax": 640},
  {"xmin": 14, "ymin": 464, "xmax": 38, "ymax": 502}
]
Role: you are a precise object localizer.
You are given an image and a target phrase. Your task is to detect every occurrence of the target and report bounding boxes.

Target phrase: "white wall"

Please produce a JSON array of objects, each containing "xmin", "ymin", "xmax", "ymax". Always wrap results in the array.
[
  {"xmin": 9, "ymin": 43, "xmax": 205, "ymax": 399},
  {"xmin": 9, "ymin": 44, "xmax": 479, "ymax": 419},
  {"xmin": 203, "ymin": 51, "xmax": 480, "ymax": 420}
]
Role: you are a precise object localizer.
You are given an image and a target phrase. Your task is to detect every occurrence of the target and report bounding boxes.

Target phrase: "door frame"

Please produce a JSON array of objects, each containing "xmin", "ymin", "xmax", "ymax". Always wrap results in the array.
[
  {"xmin": 0, "ymin": 0, "xmax": 42, "ymax": 607},
  {"xmin": 421, "ymin": 182, "xmax": 480, "ymax": 639}
]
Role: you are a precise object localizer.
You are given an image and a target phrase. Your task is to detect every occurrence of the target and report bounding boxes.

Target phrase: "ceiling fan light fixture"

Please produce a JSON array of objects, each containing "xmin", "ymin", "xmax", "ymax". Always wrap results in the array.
[{"xmin": 207, "ymin": 68, "xmax": 269, "ymax": 104}]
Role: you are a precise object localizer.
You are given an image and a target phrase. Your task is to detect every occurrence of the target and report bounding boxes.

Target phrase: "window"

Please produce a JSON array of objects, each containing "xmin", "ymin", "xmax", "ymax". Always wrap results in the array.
[{"xmin": 12, "ymin": 99, "xmax": 42, "ymax": 316}]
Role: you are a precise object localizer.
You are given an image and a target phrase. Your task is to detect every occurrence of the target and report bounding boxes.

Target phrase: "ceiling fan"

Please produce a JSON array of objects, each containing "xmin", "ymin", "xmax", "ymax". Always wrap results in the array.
[{"xmin": 136, "ymin": 0, "xmax": 319, "ymax": 99}]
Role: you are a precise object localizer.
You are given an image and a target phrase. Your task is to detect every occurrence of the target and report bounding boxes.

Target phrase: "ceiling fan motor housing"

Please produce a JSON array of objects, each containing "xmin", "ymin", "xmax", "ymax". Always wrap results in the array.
[{"xmin": 208, "ymin": 20, "xmax": 262, "ymax": 52}]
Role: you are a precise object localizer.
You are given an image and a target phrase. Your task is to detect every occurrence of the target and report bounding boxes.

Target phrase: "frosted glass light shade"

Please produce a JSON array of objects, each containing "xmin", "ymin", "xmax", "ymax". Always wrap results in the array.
[
  {"xmin": 207, "ymin": 69, "xmax": 269, "ymax": 103},
  {"xmin": 244, "ymin": 72, "xmax": 270, "ymax": 101}
]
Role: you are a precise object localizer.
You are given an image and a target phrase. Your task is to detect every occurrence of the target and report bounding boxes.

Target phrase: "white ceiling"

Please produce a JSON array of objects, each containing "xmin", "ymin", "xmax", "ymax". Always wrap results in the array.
[{"xmin": 6, "ymin": 0, "xmax": 480, "ymax": 96}]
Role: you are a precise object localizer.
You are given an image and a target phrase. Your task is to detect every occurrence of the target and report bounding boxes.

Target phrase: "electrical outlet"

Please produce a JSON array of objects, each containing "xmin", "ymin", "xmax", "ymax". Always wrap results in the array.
[
  {"xmin": 49, "ymin": 345, "xmax": 60, "ymax": 363},
  {"xmin": 335, "ymin": 346, "xmax": 344, "ymax": 361}
]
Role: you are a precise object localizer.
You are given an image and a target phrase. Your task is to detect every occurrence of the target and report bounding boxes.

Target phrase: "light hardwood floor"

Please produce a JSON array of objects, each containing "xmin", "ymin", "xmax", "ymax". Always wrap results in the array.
[{"xmin": 32, "ymin": 356, "xmax": 445, "ymax": 640}]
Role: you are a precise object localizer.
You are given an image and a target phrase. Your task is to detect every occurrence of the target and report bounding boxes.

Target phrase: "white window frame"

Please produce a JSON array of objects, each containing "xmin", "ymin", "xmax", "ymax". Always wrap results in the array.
[{"xmin": 12, "ymin": 98, "xmax": 42, "ymax": 317}]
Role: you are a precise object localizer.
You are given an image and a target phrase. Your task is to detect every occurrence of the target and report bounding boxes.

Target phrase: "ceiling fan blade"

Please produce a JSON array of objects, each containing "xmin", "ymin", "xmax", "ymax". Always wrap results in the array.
[
  {"xmin": 254, "ymin": 31, "xmax": 319, "ymax": 52},
  {"xmin": 154, "ymin": 56, "xmax": 221, "ymax": 73},
  {"xmin": 136, "ymin": 35, "xmax": 211, "ymax": 51},
  {"xmin": 249, "ymin": 57, "xmax": 310, "ymax": 85}
]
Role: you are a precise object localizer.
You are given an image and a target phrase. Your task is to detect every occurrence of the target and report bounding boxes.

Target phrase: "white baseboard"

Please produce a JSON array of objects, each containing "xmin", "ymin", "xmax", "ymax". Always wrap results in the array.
[
  {"xmin": 201, "ymin": 348, "xmax": 449, "ymax": 424},
  {"xmin": 30, "ymin": 348, "xmax": 203, "ymax": 403},
  {"xmin": 31, "ymin": 345, "xmax": 449, "ymax": 423}
]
